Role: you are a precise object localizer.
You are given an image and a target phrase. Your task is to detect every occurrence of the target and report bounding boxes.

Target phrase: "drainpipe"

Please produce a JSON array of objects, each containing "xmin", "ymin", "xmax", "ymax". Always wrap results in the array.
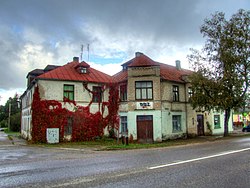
[{"xmin": 184, "ymin": 83, "xmax": 189, "ymax": 138}]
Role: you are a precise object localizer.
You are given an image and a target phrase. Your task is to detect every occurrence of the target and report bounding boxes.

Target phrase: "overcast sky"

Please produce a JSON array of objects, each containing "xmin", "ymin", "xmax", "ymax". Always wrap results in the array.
[{"xmin": 0, "ymin": 0, "xmax": 249, "ymax": 105}]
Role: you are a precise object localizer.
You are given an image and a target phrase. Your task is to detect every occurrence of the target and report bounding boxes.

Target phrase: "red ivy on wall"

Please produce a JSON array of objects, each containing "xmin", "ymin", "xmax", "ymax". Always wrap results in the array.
[{"xmin": 31, "ymin": 83, "xmax": 119, "ymax": 143}]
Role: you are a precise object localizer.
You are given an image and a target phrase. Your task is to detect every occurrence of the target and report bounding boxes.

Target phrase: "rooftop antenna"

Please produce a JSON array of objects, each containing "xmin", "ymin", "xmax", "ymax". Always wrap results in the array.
[
  {"xmin": 87, "ymin": 43, "xmax": 90, "ymax": 62},
  {"xmin": 80, "ymin": 44, "xmax": 83, "ymax": 62}
]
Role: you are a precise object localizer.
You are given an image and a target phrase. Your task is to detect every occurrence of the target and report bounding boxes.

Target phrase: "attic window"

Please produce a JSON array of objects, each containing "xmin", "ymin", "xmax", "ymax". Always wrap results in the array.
[
  {"xmin": 122, "ymin": 65, "xmax": 128, "ymax": 71},
  {"xmin": 79, "ymin": 67, "xmax": 87, "ymax": 74},
  {"xmin": 75, "ymin": 62, "xmax": 90, "ymax": 74}
]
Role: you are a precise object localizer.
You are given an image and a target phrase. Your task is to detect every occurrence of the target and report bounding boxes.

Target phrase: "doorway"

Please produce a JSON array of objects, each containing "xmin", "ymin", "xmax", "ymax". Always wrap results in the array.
[
  {"xmin": 137, "ymin": 115, "xmax": 153, "ymax": 143},
  {"xmin": 197, "ymin": 114, "xmax": 204, "ymax": 136}
]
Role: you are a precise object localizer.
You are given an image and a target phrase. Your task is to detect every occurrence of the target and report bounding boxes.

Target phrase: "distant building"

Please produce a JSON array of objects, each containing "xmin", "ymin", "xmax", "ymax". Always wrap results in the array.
[{"xmin": 20, "ymin": 53, "xmax": 233, "ymax": 142}]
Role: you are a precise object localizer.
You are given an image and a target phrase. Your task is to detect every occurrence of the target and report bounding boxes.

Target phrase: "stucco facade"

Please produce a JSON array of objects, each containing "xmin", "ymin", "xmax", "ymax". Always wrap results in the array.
[
  {"xmin": 21, "ymin": 80, "xmax": 110, "ymax": 140},
  {"xmin": 115, "ymin": 53, "xmax": 233, "ymax": 142},
  {"xmin": 21, "ymin": 53, "xmax": 234, "ymax": 142}
]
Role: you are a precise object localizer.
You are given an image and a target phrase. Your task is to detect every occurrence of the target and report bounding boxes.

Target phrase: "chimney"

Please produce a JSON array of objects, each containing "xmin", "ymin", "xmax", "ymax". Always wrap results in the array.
[
  {"xmin": 73, "ymin": 57, "xmax": 79, "ymax": 62},
  {"xmin": 135, "ymin": 52, "xmax": 143, "ymax": 57},
  {"xmin": 175, "ymin": 60, "xmax": 181, "ymax": 70}
]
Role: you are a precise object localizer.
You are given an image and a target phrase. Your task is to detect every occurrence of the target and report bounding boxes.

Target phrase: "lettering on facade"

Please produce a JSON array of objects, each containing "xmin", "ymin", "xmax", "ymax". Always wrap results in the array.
[{"xmin": 136, "ymin": 102, "xmax": 153, "ymax": 110}]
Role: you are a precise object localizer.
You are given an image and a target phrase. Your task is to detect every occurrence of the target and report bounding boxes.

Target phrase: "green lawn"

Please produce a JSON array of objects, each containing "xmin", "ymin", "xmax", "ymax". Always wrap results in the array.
[
  {"xmin": 4, "ymin": 129, "xmax": 20, "ymax": 137},
  {"xmin": 6, "ymin": 131, "xmax": 250, "ymax": 151},
  {"xmin": 33, "ymin": 137, "xmax": 211, "ymax": 150}
]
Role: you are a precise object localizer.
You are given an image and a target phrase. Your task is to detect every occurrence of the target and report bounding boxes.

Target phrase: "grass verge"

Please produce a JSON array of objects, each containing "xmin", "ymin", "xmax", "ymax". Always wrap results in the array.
[{"xmin": 31, "ymin": 136, "xmax": 220, "ymax": 150}]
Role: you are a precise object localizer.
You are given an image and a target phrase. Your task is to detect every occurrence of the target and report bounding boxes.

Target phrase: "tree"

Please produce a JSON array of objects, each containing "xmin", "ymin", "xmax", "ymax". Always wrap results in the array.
[
  {"xmin": 0, "ymin": 93, "xmax": 21, "ymax": 131},
  {"xmin": 188, "ymin": 9, "xmax": 250, "ymax": 136}
]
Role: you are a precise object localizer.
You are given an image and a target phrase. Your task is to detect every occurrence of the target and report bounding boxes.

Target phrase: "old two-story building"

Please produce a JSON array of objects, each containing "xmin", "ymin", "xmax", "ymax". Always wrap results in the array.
[
  {"xmin": 113, "ymin": 52, "xmax": 233, "ymax": 142},
  {"xmin": 21, "ymin": 57, "xmax": 112, "ymax": 140},
  {"xmin": 20, "ymin": 52, "xmax": 233, "ymax": 142}
]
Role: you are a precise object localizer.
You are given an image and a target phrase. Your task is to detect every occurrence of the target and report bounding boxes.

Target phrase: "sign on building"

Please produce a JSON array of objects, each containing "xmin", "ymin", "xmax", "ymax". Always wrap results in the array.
[
  {"xmin": 46, "ymin": 128, "xmax": 59, "ymax": 144},
  {"xmin": 136, "ymin": 102, "xmax": 153, "ymax": 110}
]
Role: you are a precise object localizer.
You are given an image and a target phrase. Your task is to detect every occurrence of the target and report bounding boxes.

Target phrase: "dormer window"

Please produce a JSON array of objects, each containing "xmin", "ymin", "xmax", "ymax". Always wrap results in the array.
[
  {"xmin": 74, "ymin": 61, "xmax": 90, "ymax": 74},
  {"xmin": 122, "ymin": 65, "xmax": 128, "ymax": 71},
  {"xmin": 80, "ymin": 67, "xmax": 87, "ymax": 74}
]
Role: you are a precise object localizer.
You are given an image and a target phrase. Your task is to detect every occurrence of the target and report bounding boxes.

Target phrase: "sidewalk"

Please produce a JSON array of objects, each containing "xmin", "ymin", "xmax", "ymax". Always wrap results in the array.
[
  {"xmin": 0, "ymin": 131, "xmax": 27, "ymax": 146},
  {"xmin": 0, "ymin": 131, "xmax": 14, "ymax": 145}
]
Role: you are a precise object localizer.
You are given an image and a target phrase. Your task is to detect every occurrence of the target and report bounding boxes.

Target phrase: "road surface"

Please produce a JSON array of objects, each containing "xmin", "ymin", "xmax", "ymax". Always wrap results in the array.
[{"xmin": 0, "ymin": 135, "xmax": 249, "ymax": 187}]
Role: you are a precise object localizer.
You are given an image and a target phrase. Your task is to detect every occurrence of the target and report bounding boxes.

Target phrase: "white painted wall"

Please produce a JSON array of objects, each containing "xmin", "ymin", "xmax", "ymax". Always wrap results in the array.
[
  {"xmin": 38, "ymin": 80, "xmax": 110, "ymax": 115},
  {"xmin": 125, "ymin": 110, "xmax": 162, "ymax": 142},
  {"xmin": 207, "ymin": 111, "xmax": 234, "ymax": 135},
  {"xmin": 161, "ymin": 111, "xmax": 187, "ymax": 140},
  {"xmin": 21, "ymin": 85, "xmax": 35, "ymax": 140}
]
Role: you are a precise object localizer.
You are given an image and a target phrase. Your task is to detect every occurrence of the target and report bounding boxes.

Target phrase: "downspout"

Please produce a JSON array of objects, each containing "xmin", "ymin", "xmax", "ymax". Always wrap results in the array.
[{"xmin": 184, "ymin": 83, "xmax": 189, "ymax": 138}]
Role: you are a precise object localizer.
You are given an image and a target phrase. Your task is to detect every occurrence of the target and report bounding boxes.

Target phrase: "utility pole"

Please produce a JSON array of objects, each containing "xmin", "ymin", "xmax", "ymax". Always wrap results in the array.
[{"xmin": 8, "ymin": 103, "xmax": 11, "ymax": 131}]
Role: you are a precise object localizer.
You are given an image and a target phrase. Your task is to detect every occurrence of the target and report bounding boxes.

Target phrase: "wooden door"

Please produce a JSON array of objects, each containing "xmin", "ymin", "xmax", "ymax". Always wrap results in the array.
[
  {"xmin": 137, "ymin": 115, "xmax": 153, "ymax": 143},
  {"xmin": 197, "ymin": 115, "xmax": 204, "ymax": 136}
]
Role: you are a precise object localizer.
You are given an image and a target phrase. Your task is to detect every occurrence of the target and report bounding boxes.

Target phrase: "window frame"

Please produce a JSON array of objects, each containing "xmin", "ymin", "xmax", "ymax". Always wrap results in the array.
[
  {"xmin": 214, "ymin": 115, "xmax": 221, "ymax": 129},
  {"xmin": 120, "ymin": 84, "xmax": 127, "ymax": 102},
  {"xmin": 172, "ymin": 115, "xmax": 182, "ymax": 132},
  {"xmin": 63, "ymin": 84, "xmax": 74, "ymax": 101},
  {"xmin": 135, "ymin": 81, "xmax": 153, "ymax": 100},
  {"xmin": 188, "ymin": 87, "xmax": 193, "ymax": 100},
  {"xmin": 64, "ymin": 117, "xmax": 73, "ymax": 136},
  {"xmin": 120, "ymin": 116, "xmax": 128, "ymax": 134},
  {"xmin": 173, "ymin": 85, "xmax": 179, "ymax": 102},
  {"xmin": 92, "ymin": 86, "xmax": 102, "ymax": 103}
]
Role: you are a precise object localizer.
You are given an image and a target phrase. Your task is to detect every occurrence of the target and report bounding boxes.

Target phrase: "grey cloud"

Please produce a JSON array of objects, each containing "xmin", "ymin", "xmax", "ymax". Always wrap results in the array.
[{"xmin": 0, "ymin": 0, "xmax": 248, "ymax": 91}]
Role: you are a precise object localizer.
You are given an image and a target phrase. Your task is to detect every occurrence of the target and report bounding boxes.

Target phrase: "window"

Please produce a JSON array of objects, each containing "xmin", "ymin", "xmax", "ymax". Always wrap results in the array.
[
  {"xmin": 121, "ymin": 116, "xmax": 128, "ymax": 134},
  {"xmin": 214, "ymin": 115, "xmax": 221, "ymax": 129},
  {"xmin": 137, "ymin": 115, "xmax": 153, "ymax": 121},
  {"xmin": 188, "ymin": 87, "xmax": 193, "ymax": 100},
  {"xmin": 93, "ymin": 86, "xmax": 102, "ymax": 103},
  {"xmin": 120, "ymin": 84, "xmax": 127, "ymax": 101},
  {"xmin": 135, "ymin": 81, "xmax": 153, "ymax": 100},
  {"xmin": 79, "ymin": 67, "xmax": 87, "ymax": 74},
  {"xmin": 173, "ymin": 85, "xmax": 179, "ymax": 102},
  {"xmin": 172, "ymin": 115, "xmax": 182, "ymax": 132},
  {"xmin": 64, "ymin": 117, "xmax": 73, "ymax": 136},
  {"xmin": 63, "ymin": 85, "xmax": 74, "ymax": 100}
]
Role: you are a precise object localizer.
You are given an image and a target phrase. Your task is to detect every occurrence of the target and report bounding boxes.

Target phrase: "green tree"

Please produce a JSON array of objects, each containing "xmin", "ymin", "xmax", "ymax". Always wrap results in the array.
[
  {"xmin": 188, "ymin": 9, "xmax": 250, "ymax": 136},
  {"xmin": 0, "ymin": 93, "xmax": 21, "ymax": 131}
]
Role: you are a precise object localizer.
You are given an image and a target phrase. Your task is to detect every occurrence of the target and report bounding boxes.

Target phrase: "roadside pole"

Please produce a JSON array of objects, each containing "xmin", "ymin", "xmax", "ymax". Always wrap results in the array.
[{"xmin": 8, "ymin": 103, "xmax": 11, "ymax": 131}]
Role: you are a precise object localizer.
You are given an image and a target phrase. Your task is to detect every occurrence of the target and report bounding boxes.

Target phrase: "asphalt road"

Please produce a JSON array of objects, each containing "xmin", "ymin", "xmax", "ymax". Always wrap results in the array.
[{"xmin": 0, "ymin": 135, "xmax": 250, "ymax": 188}]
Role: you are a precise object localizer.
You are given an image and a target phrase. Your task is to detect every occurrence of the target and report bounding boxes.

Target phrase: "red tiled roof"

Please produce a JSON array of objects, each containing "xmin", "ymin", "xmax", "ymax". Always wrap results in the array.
[
  {"xmin": 37, "ymin": 61, "xmax": 112, "ymax": 83},
  {"xmin": 112, "ymin": 70, "xmax": 128, "ymax": 83},
  {"xmin": 113, "ymin": 54, "xmax": 193, "ymax": 83},
  {"xmin": 159, "ymin": 63, "xmax": 192, "ymax": 83},
  {"xmin": 122, "ymin": 54, "xmax": 159, "ymax": 67},
  {"xmin": 74, "ymin": 62, "xmax": 90, "ymax": 68}
]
